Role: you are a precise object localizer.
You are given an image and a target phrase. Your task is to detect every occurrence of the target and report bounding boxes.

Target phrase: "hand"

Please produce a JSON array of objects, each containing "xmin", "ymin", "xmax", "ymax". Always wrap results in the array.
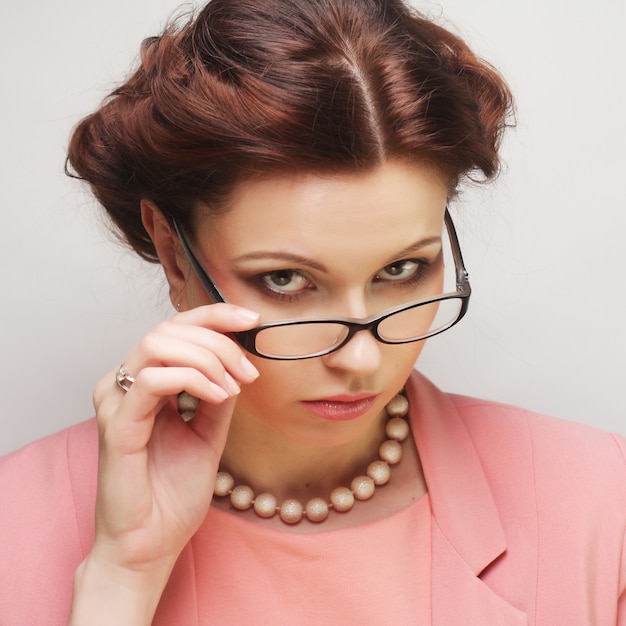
[{"xmin": 69, "ymin": 304, "xmax": 260, "ymax": 623}]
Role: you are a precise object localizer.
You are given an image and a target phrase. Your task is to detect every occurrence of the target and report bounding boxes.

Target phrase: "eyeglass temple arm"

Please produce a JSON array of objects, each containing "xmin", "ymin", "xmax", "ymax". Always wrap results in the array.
[
  {"xmin": 444, "ymin": 209, "xmax": 470, "ymax": 291},
  {"xmin": 172, "ymin": 219, "xmax": 229, "ymax": 304}
]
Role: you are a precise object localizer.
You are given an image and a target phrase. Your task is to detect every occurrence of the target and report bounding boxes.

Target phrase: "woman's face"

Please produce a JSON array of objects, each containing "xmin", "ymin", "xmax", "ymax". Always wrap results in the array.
[{"xmin": 185, "ymin": 160, "xmax": 449, "ymax": 447}]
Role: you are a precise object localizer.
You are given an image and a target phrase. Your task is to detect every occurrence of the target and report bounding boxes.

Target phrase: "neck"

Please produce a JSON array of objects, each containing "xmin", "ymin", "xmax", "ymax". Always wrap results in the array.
[{"xmin": 220, "ymin": 408, "xmax": 387, "ymax": 502}]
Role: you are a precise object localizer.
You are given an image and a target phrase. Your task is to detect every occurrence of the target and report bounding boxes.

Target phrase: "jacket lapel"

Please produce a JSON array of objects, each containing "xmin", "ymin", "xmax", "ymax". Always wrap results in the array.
[
  {"xmin": 431, "ymin": 522, "xmax": 527, "ymax": 625},
  {"xmin": 406, "ymin": 373, "xmax": 527, "ymax": 625}
]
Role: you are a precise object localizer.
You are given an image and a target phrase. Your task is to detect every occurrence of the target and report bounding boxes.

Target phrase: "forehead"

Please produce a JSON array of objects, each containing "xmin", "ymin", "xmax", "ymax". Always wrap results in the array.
[{"xmin": 197, "ymin": 161, "xmax": 448, "ymax": 260}]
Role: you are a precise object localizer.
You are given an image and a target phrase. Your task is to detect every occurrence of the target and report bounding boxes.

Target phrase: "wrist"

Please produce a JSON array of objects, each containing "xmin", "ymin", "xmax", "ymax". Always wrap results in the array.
[{"xmin": 68, "ymin": 552, "xmax": 174, "ymax": 626}]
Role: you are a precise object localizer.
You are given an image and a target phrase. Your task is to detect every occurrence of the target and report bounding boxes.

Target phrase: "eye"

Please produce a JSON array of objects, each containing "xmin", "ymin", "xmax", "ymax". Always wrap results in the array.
[
  {"xmin": 261, "ymin": 270, "xmax": 311, "ymax": 294},
  {"xmin": 376, "ymin": 260, "xmax": 422, "ymax": 282}
]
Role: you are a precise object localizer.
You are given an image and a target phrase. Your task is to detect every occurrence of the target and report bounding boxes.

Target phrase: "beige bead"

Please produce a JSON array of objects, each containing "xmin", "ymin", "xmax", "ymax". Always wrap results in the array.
[
  {"xmin": 230, "ymin": 485, "xmax": 255, "ymax": 510},
  {"xmin": 177, "ymin": 391, "xmax": 200, "ymax": 422},
  {"xmin": 386, "ymin": 394, "xmax": 409, "ymax": 417},
  {"xmin": 305, "ymin": 497, "xmax": 329, "ymax": 523},
  {"xmin": 279, "ymin": 498, "xmax": 304, "ymax": 524},
  {"xmin": 379, "ymin": 439, "xmax": 403, "ymax": 465},
  {"xmin": 351, "ymin": 475, "xmax": 375, "ymax": 501},
  {"xmin": 253, "ymin": 493, "xmax": 277, "ymax": 518},
  {"xmin": 214, "ymin": 471, "xmax": 235, "ymax": 497},
  {"xmin": 385, "ymin": 416, "xmax": 410, "ymax": 442},
  {"xmin": 330, "ymin": 486, "xmax": 355, "ymax": 512},
  {"xmin": 367, "ymin": 460, "xmax": 391, "ymax": 485}
]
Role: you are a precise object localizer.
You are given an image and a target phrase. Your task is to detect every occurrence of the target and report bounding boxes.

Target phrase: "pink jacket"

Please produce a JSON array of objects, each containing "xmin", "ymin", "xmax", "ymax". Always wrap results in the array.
[{"xmin": 1, "ymin": 372, "xmax": 625, "ymax": 624}]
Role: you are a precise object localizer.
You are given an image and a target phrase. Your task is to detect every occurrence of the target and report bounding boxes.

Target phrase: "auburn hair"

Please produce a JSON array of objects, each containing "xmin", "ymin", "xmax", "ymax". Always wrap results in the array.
[{"xmin": 67, "ymin": 0, "xmax": 514, "ymax": 262}]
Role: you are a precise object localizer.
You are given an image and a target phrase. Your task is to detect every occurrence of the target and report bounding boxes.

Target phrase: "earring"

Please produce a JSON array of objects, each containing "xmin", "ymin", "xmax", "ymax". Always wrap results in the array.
[{"xmin": 176, "ymin": 302, "xmax": 182, "ymax": 311}]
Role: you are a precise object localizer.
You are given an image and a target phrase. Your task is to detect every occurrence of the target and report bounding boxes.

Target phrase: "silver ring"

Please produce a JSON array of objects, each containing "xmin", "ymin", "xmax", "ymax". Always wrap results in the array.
[{"xmin": 115, "ymin": 363, "xmax": 135, "ymax": 392}]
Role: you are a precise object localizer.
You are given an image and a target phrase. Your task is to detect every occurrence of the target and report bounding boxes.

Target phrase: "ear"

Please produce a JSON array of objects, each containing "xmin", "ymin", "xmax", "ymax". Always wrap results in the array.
[{"xmin": 140, "ymin": 199, "xmax": 190, "ymax": 308}]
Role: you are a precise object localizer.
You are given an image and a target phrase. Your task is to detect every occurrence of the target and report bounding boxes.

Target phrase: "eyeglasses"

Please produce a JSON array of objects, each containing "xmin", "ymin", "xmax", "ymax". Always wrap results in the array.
[{"xmin": 173, "ymin": 209, "xmax": 471, "ymax": 360}]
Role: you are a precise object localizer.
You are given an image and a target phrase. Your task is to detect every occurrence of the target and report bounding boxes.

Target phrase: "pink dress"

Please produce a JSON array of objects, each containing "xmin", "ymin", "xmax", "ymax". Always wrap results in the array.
[{"xmin": 192, "ymin": 496, "xmax": 431, "ymax": 624}]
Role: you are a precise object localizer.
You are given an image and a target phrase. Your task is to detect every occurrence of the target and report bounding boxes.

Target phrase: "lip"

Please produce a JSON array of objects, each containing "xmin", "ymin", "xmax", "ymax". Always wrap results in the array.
[{"xmin": 301, "ymin": 394, "xmax": 378, "ymax": 421}]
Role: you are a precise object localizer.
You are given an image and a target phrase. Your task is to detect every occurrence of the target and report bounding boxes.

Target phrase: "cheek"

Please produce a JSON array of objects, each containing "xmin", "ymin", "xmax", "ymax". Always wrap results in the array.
[
  {"xmin": 393, "ymin": 341, "xmax": 427, "ymax": 374},
  {"xmin": 236, "ymin": 357, "xmax": 306, "ymax": 407}
]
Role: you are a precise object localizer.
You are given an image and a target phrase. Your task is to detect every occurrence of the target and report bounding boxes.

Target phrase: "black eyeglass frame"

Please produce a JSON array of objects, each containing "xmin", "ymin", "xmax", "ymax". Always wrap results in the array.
[{"xmin": 173, "ymin": 209, "xmax": 471, "ymax": 360}]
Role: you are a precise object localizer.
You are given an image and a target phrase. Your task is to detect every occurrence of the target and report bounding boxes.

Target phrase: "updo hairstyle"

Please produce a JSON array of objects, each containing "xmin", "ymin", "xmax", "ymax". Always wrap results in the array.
[{"xmin": 66, "ymin": 0, "xmax": 514, "ymax": 262}]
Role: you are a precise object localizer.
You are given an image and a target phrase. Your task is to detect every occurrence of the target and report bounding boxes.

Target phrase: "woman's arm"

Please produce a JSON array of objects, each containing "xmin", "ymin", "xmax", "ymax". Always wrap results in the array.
[{"xmin": 68, "ymin": 304, "xmax": 260, "ymax": 624}]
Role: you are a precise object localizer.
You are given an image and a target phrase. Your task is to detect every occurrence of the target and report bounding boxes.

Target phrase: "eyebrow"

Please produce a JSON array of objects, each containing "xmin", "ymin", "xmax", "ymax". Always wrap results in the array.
[
  {"xmin": 384, "ymin": 236, "xmax": 442, "ymax": 265},
  {"xmin": 231, "ymin": 235, "xmax": 442, "ymax": 272},
  {"xmin": 231, "ymin": 251, "xmax": 328, "ymax": 272}
]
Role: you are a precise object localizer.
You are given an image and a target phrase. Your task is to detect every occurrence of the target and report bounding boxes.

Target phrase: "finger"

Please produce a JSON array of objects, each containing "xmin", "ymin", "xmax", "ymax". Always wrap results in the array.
[
  {"xmin": 100, "ymin": 362, "xmax": 236, "ymax": 419},
  {"xmin": 170, "ymin": 303, "xmax": 260, "ymax": 332},
  {"xmin": 134, "ymin": 333, "xmax": 240, "ymax": 394},
  {"xmin": 133, "ymin": 323, "xmax": 259, "ymax": 386}
]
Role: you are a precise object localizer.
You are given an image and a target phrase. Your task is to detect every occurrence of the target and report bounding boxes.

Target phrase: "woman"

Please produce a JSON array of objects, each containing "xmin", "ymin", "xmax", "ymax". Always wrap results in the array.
[{"xmin": 1, "ymin": 0, "xmax": 624, "ymax": 624}]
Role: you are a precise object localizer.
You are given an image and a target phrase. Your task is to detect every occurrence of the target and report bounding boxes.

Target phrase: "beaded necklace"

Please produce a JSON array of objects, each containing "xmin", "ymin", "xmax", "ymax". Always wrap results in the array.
[{"xmin": 213, "ymin": 392, "xmax": 410, "ymax": 524}]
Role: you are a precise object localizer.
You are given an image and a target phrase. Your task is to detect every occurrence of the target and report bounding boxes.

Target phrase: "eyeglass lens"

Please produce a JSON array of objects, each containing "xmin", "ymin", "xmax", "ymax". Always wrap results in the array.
[{"xmin": 252, "ymin": 296, "xmax": 464, "ymax": 358}]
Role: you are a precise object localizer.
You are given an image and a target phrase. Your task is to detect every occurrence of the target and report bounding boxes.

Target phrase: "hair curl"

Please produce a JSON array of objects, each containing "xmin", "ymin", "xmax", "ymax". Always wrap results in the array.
[{"xmin": 67, "ymin": 0, "xmax": 514, "ymax": 262}]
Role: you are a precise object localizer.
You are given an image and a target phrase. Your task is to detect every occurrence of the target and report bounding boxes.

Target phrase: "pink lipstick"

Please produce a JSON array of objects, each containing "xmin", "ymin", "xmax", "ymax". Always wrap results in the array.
[{"xmin": 301, "ymin": 394, "xmax": 378, "ymax": 421}]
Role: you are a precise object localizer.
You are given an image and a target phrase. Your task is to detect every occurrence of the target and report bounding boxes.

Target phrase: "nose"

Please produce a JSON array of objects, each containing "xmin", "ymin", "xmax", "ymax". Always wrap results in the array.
[{"xmin": 321, "ymin": 326, "xmax": 382, "ymax": 375}]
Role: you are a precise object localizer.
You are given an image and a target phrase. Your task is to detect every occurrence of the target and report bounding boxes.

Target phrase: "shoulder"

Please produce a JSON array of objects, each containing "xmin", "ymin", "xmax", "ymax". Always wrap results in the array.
[
  {"xmin": 447, "ymin": 392, "xmax": 626, "ymax": 551},
  {"xmin": 409, "ymin": 371, "xmax": 626, "ymax": 541},
  {"xmin": 449, "ymin": 392, "xmax": 626, "ymax": 477},
  {"xmin": 408, "ymin": 371, "xmax": 626, "ymax": 479},
  {"xmin": 0, "ymin": 419, "xmax": 99, "ymax": 519},
  {"xmin": 0, "ymin": 420, "xmax": 98, "ymax": 624}
]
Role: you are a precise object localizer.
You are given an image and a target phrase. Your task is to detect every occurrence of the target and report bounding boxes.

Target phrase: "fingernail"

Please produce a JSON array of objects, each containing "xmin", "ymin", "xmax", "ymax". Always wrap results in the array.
[
  {"xmin": 210, "ymin": 382, "xmax": 229, "ymax": 400},
  {"xmin": 240, "ymin": 356, "xmax": 260, "ymax": 379},
  {"xmin": 224, "ymin": 372, "xmax": 241, "ymax": 395},
  {"xmin": 235, "ymin": 308, "xmax": 260, "ymax": 322}
]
